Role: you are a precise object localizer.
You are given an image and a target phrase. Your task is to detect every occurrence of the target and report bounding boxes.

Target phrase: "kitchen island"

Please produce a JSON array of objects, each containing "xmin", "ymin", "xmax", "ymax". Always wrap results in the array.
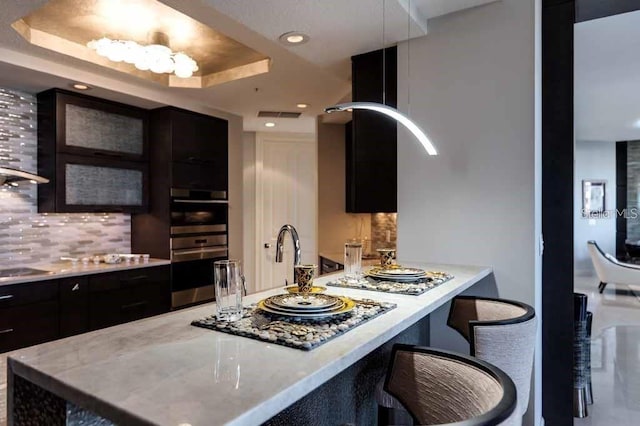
[{"xmin": 7, "ymin": 262, "xmax": 492, "ymax": 426}]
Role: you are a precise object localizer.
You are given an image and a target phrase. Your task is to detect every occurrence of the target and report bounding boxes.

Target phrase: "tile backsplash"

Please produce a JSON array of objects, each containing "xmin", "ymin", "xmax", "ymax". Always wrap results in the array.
[
  {"xmin": 371, "ymin": 213, "xmax": 397, "ymax": 250},
  {"xmin": 0, "ymin": 87, "xmax": 130, "ymax": 267}
]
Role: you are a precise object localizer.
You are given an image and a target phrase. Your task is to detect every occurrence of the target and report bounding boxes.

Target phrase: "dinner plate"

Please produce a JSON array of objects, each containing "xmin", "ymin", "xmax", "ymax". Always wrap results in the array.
[
  {"xmin": 264, "ymin": 300, "xmax": 344, "ymax": 314},
  {"xmin": 257, "ymin": 296, "xmax": 356, "ymax": 319},
  {"xmin": 266, "ymin": 294, "xmax": 342, "ymax": 311},
  {"xmin": 367, "ymin": 267, "xmax": 427, "ymax": 282},
  {"xmin": 370, "ymin": 267, "xmax": 427, "ymax": 276}
]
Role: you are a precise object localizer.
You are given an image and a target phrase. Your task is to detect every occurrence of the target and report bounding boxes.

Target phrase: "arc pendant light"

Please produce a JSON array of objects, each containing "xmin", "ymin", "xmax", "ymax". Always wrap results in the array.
[{"xmin": 324, "ymin": 0, "xmax": 437, "ymax": 156}]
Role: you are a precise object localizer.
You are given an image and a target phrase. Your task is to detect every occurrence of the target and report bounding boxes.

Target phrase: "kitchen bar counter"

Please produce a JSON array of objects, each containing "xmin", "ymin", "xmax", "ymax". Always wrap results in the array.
[
  {"xmin": 7, "ymin": 262, "xmax": 491, "ymax": 426},
  {"xmin": 0, "ymin": 259, "xmax": 170, "ymax": 286}
]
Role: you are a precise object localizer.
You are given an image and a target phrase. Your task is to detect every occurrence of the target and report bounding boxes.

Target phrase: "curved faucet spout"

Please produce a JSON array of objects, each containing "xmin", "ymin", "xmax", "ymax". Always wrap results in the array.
[{"xmin": 275, "ymin": 224, "xmax": 302, "ymax": 266}]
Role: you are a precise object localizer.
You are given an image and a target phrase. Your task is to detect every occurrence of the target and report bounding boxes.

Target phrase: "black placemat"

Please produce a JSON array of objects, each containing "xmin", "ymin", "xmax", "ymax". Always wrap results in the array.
[
  {"xmin": 191, "ymin": 298, "xmax": 396, "ymax": 351},
  {"xmin": 326, "ymin": 273, "xmax": 454, "ymax": 295}
]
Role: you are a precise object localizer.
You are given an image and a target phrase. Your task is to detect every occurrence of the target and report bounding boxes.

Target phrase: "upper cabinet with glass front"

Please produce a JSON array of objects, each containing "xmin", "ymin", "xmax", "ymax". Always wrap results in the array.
[
  {"xmin": 37, "ymin": 89, "xmax": 149, "ymax": 213},
  {"xmin": 37, "ymin": 89, "xmax": 148, "ymax": 161}
]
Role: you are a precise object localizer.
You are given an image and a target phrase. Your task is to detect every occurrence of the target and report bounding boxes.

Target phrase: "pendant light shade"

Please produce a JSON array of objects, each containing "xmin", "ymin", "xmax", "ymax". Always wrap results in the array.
[{"xmin": 324, "ymin": 102, "xmax": 437, "ymax": 156}]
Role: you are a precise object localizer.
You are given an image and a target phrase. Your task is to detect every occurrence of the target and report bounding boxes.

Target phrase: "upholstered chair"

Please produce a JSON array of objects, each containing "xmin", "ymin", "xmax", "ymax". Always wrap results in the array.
[
  {"xmin": 384, "ymin": 345, "xmax": 518, "ymax": 426},
  {"xmin": 447, "ymin": 296, "xmax": 537, "ymax": 420},
  {"xmin": 587, "ymin": 240, "xmax": 640, "ymax": 293}
]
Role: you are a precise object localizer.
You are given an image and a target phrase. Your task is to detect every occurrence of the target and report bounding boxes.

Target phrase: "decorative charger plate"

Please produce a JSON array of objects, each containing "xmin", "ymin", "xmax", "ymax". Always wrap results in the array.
[
  {"xmin": 264, "ymin": 294, "xmax": 343, "ymax": 312},
  {"xmin": 257, "ymin": 296, "xmax": 356, "ymax": 319},
  {"xmin": 284, "ymin": 286, "xmax": 327, "ymax": 294}
]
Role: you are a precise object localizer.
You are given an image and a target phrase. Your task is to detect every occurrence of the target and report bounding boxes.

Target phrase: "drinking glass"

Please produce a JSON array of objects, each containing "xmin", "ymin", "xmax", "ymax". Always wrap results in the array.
[
  {"xmin": 344, "ymin": 241, "xmax": 363, "ymax": 282},
  {"xmin": 214, "ymin": 260, "xmax": 245, "ymax": 322}
]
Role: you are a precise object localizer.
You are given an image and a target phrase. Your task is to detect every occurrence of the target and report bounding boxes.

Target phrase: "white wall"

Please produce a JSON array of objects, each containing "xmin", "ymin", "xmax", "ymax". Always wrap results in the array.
[
  {"xmin": 317, "ymin": 121, "xmax": 371, "ymax": 255},
  {"xmin": 574, "ymin": 141, "xmax": 616, "ymax": 275},
  {"xmin": 396, "ymin": 0, "xmax": 540, "ymax": 424}
]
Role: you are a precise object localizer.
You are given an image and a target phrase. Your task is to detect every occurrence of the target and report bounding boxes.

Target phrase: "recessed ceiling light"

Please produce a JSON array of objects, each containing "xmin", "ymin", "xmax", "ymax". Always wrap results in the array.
[
  {"xmin": 634, "ymin": 119, "xmax": 640, "ymax": 129},
  {"xmin": 265, "ymin": 122, "xmax": 276, "ymax": 128},
  {"xmin": 279, "ymin": 32, "xmax": 310, "ymax": 46},
  {"xmin": 72, "ymin": 83, "xmax": 90, "ymax": 90},
  {"xmin": 297, "ymin": 103, "xmax": 308, "ymax": 109}
]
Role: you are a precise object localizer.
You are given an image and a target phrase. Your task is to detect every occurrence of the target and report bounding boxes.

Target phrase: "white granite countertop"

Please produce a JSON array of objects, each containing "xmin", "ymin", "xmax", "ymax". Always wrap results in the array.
[
  {"xmin": 7, "ymin": 262, "xmax": 491, "ymax": 426},
  {"xmin": 0, "ymin": 259, "xmax": 171, "ymax": 286}
]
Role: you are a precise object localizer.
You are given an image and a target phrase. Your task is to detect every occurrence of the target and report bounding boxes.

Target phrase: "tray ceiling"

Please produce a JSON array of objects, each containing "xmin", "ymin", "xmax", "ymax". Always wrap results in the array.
[{"xmin": 12, "ymin": 0, "xmax": 270, "ymax": 88}]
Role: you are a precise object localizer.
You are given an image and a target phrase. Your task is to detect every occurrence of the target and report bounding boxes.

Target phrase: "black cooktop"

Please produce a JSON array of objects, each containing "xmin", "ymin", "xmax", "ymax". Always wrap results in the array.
[{"xmin": 0, "ymin": 267, "xmax": 50, "ymax": 278}]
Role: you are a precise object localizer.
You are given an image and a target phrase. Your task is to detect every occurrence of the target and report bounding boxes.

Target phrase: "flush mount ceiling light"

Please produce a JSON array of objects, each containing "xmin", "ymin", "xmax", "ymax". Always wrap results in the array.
[
  {"xmin": 87, "ymin": 33, "xmax": 199, "ymax": 78},
  {"xmin": 325, "ymin": 103, "xmax": 437, "ymax": 156},
  {"xmin": 296, "ymin": 103, "xmax": 308, "ymax": 109},
  {"xmin": 11, "ymin": 0, "xmax": 270, "ymax": 88},
  {"xmin": 265, "ymin": 122, "xmax": 276, "ymax": 128},
  {"xmin": 279, "ymin": 31, "xmax": 310, "ymax": 46}
]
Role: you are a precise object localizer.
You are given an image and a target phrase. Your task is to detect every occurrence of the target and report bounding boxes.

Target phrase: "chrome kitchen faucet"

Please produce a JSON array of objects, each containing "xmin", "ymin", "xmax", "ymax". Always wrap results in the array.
[{"xmin": 275, "ymin": 224, "xmax": 302, "ymax": 285}]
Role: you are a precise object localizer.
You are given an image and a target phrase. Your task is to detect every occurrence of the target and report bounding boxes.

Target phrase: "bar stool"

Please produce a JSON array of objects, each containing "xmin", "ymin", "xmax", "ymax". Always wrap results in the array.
[
  {"xmin": 446, "ymin": 296, "xmax": 537, "ymax": 419},
  {"xmin": 384, "ymin": 345, "xmax": 518, "ymax": 425},
  {"xmin": 376, "ymin": 296, "xmax": 536, "ymax": 424},
  {"xmin": 574, "ymin": 293, "xmax": 589, "ymax": 418}
]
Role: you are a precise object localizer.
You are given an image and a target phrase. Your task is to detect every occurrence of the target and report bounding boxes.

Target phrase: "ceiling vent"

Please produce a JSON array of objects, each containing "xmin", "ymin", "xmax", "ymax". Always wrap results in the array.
[{"xmin": 257, "ymin": 111, "xmax": 302, "ymax": 119}]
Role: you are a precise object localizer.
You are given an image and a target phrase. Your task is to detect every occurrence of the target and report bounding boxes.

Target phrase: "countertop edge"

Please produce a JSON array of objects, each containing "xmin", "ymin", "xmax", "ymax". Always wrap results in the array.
[{"xmin": 0, "ymin": 259, "xmax": 171, "ymax": 286}]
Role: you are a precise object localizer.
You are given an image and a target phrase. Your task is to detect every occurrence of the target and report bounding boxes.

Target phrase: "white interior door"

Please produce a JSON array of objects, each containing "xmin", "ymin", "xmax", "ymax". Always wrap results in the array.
[{"xmin": 256, "ymin": 132, "xmax": 317, "ymax": 291}]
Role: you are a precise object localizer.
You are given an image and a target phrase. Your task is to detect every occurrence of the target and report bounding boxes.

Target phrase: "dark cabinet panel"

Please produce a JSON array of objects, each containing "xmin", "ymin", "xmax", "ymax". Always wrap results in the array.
[
  {"xmin": 0, "ymin": 279, "xmax": 58, "ymax": 308},
  {"xmin": 347, "ymin": 47, "xmax": 397, "ymax": 213},
  {"xmin": 148, "ymin": 107, "xmax": 228, "ymax": 192},
  {"xmin": 37, "ymin": 88, "xmax": 149, "ymax": 213},
  {"xmin": 52, "ymin": 154, "xmax": 148, "ymax": 213},
  {"xmin": 37, "ymin": 89, "xmax": 148, "ymax": 160},
  {"xmin": 59, "ymin": 277, "xmax": 89, "ymax": 338},
  {"xmin": 172, "ymin": 161, "xmax": 227, "ymax": 191},
  {"xmin": 319, "ymin": 256, "xmax": 344, "ymax": 275},
  {"xmin": 0, "ymin": 301, "xmax": 59, "ymax": 353},
  {"xmin": 88, "ymin": 266, "xmax": 170, "ymax": 331},
  {"xmin": 169, "ymin": 108, "xmax": 228, "ymax": 162}
]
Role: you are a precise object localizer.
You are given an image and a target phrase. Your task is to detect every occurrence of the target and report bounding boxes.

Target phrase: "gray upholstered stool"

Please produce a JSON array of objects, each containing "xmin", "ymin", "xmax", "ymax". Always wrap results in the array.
[
  {"xmin": 447, "ymin": 296, "xmax": 537, "ymax": 420},
  {"xmin": 383, "ymin": 344, "xmax": 518, "ymax": 426},
  {"xmin": 376, "ymin": 296, "xmax": 536, "ymax": 424}
]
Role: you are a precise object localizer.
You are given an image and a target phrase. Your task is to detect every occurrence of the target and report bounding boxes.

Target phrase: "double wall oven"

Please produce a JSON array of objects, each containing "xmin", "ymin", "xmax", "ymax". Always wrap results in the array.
[{"xmin": 170, "ymin": 188, "xmax": 228, "ymax": 308}]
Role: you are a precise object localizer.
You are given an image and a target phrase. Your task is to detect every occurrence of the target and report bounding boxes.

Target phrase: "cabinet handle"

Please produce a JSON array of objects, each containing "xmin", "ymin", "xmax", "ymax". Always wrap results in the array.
[
  {"xmin": 0, "ymin": 328, "xmax": 14, "ymax": 335},
  {"xmin": 72, "ymin": 283, "xmax": 80, "ymax": 291},
  {"xmin": 121, "ymin": 301, "xmax": 148, "ymax": 311},
  {"xmin": 93, "ymin": 151, "xmax": 123, "ymax": 158},
  {"xmin": 0, "ymin": 295, "xmax": 14, "ymax": 301}
]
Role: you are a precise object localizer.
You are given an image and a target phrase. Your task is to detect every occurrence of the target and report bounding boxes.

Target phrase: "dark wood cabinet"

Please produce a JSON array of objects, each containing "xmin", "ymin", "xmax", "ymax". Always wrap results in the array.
[
  {"xmin": 347, "ymin": 47, "xmax": 397, "ymax": 213},
  {"xmin": 149, "ymin": 107, "xmax": 228, "ymax": 192},
  {"xmin": 0, "ymin": 279, "xmax": 59, "ymax": 353},
  {"xmin": 59, "ymin": 277, "xmax": 89, "ymax": 338},
  {"xmin": 319, "ymin": 256, "xmax": 344, "ymax": 275},
  {"xmin": 88, "ymin": 266, "xmax": 171, "ymax": 331},
  {"xmin": 37, "ymin": 88, "xmax": 149, "ymax": 213},
  {"xmin": 0, "ymin": 266, "xmax": 170, "ymax": 353}
]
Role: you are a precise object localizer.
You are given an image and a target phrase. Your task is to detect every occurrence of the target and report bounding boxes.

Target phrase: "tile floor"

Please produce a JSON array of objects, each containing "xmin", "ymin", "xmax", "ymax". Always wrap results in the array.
[{"xmin": 574, "ymin": 275, "xmax": 640, "ymax": 426}]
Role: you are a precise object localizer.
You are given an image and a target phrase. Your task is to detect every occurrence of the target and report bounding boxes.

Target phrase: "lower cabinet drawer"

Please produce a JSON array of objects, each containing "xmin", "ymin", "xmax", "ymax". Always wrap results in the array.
[
  {"xmin": 89, "ymin": 281, "xmax": 170, "ymax": 331},
  {"xmin": 0, "ymin": 301, "xmax": 59, "ymax": 353}
]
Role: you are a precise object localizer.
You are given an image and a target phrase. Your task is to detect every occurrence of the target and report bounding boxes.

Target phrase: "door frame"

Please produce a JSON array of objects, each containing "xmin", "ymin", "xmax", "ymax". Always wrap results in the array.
[
  {"xmin": 254, "ymin": 131, "xmax": 318, "ymax": 291},
  {"xmin": 542, "ymin": 0, "xmax": 640, "ymax": 424}
]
